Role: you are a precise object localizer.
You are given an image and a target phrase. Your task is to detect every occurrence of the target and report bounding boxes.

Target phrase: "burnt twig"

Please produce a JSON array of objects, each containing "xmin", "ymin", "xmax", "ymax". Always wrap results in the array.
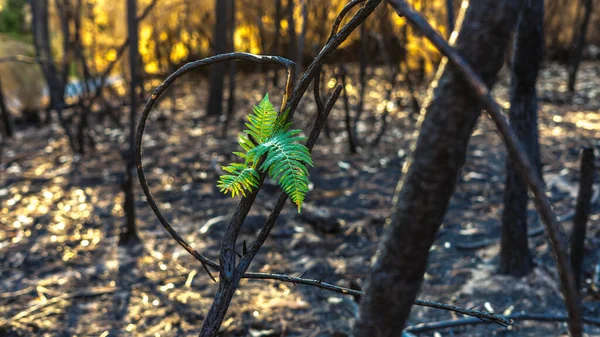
[{"xmin": 405, "ymin": 312, "xmax": 600, "ymax": 334}]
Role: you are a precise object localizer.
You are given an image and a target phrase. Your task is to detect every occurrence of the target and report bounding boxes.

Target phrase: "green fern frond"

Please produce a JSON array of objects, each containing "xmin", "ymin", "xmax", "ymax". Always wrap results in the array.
[
  {"xmin": 245, "ymin": 93, "xmax": 278, "ymax": 143},
  {"xmin": 217, "ymin": 163, "xmax": 260, "ymax": 198},
  {"xmin": 217, "ymin": 94, "xmax": 313, "ymax": 212},
  {"xmin": 247, "ymin": 130, "xmax": 313, "ymax": 212}
]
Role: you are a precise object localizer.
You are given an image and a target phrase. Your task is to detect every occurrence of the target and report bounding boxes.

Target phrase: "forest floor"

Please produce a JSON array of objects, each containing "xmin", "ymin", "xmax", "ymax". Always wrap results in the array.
[{"xmin": 1, "ymin": 62, "xmax": 600, "ymax": 337}]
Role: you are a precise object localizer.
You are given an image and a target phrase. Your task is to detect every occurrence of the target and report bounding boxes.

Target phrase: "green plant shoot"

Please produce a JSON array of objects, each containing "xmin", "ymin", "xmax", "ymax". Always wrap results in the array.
[{"xmin": 217, "ymin": 94, "xmax": 312, "ymax": 212}]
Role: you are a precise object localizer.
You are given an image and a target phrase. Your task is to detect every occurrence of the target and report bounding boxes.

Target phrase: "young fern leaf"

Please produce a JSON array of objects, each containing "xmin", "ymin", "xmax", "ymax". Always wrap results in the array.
[
  {"xmin": 217, "ymin": 94, "xmax": 313, "ymax": 212},
  {"xmin": 217, "ymin": 163, "xmax": 260, "ymax": 198},
  {"xmin": 246, "ymin": 93, "xmax": 278, "ymax": 143},
  {"xmin": 247, "ymin": 130, "xmax": 313, "ymax": 212}
]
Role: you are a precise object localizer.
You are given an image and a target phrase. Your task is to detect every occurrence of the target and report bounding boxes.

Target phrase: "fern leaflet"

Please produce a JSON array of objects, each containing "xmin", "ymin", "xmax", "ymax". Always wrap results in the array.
[
  {"xmin": 217, "ymin": 163, "xmax": 260, "ymax": 198},
  {"xmin": 247, "ymin": 130, "xmax": 313, "ymax": 211},
  {"xmin": 246, "ymin": 94, "xmax": 277, "ymax": 142}
]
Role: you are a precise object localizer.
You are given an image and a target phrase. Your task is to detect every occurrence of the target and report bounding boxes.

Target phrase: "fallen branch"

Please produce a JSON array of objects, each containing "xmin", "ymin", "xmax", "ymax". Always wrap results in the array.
[
  {"xmin": 246, "ymin": 272, "xmax": 510, "ymax": 326},
  {"xmin": 405, "ymin": 312, "xmax": 600, "ymax": 334},
  {"xmin": 386, "ymin": 1, "xmax": 583, "ymax": 335}
]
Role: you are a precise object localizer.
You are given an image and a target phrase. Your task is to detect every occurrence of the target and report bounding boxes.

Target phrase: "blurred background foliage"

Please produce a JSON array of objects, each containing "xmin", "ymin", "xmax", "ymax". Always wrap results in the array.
[{"xmin": 0, "ymin": 0, "xmax": 598, "ymax": 111}]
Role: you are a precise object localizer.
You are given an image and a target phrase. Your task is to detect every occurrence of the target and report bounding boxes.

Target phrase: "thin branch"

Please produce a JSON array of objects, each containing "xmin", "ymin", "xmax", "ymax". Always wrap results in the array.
[
  {"xmin": 328, "ymin": 0, "xmax": 367, "ymax": 40},
  {"xmin": 313, "ymin": 69, "xmax": 325, "ymax": 120},
  {"xmin": 386, "ymin": 1, "xmax": 583, "ymax": 336},
  {"xmin": 406, "ymin": 312, "xmax": 600, "ymax": 334},
  {"xmin": 245, "ymin": 272, "xmax": 511, "ymax": 326}
]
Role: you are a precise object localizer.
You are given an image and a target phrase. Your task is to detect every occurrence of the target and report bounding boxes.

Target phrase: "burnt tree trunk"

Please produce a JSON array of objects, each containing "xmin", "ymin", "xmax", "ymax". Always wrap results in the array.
[
  {"xmin": 295, "ymin": 0, "xmax": 308, "ymax": 80},
  {"xmin": 570, "ymin": 147, "xmax": 595, "ymax": 289},
  {"xmin": 353, "ymin": 23, "xmax": 368, "ymax": 142},
  {"xmin": 352, "ymin": 0, "xmax": 523, "ymax": 335},
  {"xmin": 223, "ymin": 0, "xmax": 237, "ymax": 138},
  {"xmin": 272, "ymin": 0, "xmax": 283, "ymax": 86},
  {"xmin": 0, "ymin": 76, "xmax": 13, "ymax": 138},
  {"xmin": 119, "ymin": 0, "xmax": 141, "ymax": 247},
  {"xmin": 446, "ymin": 0, "xmax": 455, "ymax": 35},
  {"xmin": 499, "ymin": 0, "xmax": 544, "ymax": 277},
  {"xmin": 30, "ymin": 0, "xmax": 74, "ymax": 147},
  {"xmin": 567, "ymin": 0, "xmax": 593, "ymax": 92},
  {"xmin": 286, "ymin": 0, "xmax": 297, "ymax": 65},
  {"xmin": 206, "ymin": 0, "xmax": 227, "ymax": 115},
  {"xmin": 339, "ymin": 66, "xmax": 359, "ymax": 154}
]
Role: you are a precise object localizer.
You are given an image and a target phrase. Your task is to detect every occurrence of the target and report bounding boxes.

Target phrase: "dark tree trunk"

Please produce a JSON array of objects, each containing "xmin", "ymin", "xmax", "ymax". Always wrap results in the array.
[
  {"xmin": 339, "ymin": 66, "xmax": 358, "ymax": 154},
  {"xmin": 370, "ymin": 33, "xmax": 396, "ymax": 146},
  {"xmin": 272, "ymin": 0, "xmax": 283, "ymax": 87},
  {"xmin": 446, "ymin": 0, "xmax": 455, "ymax": 35},
  {"xmin": 352, "ymin": 0, "xmax": 523, "ymax": 335},
  {"xmin": 398, "ymin": 25, "xmax": 421, "ymax": 116},
  {"xmin": 206, "ymin": 0, "xmax": 227, "ymax": 116},
  {"xmin": 353, "ymin": 22, "xmax": 368, "ymax": 142},
  {"xmin": 499, "ymin": 0, "xmax": 544, "ymax": 277},
  {"xmin": 30, "ymin": 0, "xmax": 75, "ymax": 150},
  {"xmin": 73, "ymin": 0, "xmax": 93, "ymax": 155},
  {"xmin": 223, "ymin": 0, "xmax": 237, "ymax": 138},
  {"xmin": 286, "ymin": 0, "xmax": 297, "ymax": 64},
  {"xmin": 119, "ymin": 0, "xmax": 141, "ymax": 247},
  {"xmin": 567, "ymin": 0, "xmax": 593, "ymax": 92},
  {"xmin": 295, "ymin": 0, "xmax": 308, "ymax": 80},
  {"xmin": 570, "ymin": 147, "xmax": 595, "ymax": 289},
  {"xmin": 0, "ymin": 76, "xmax": 14, "ymax": 138}
]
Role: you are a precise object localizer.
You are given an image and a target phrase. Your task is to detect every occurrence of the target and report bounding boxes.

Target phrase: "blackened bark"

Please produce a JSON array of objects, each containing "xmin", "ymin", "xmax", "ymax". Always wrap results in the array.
[
  {"xmin": 339, "ymin": 66, "xmax": 358, "ymax": 154},
  {"xmin": 353, "ymin": 22, "xmax": 368, "ymax": 142},
  {"xmin": 295, "ymin": 0, "xmax": 308, "ymax": 80},
  {"xmin": 287, "ymin": 0, "xmax": 297, "ymax": 63},
  {"xmin": 567, "ymin": 0, "xmax": 593, "ymax": 92},
  {"xmin": 119, "ymin": 0, "xmax": 141, "ymax": 247},
  {"xmin": 272, "ymin": 0, "xmax": 283, "ymax": 86},
  {"xmin": 352, "ymin": 0, "xmax": 523, "ymax": 335},
  {"xmin": 499, "ymin": 0, "xmax": 544, "ymax": 277},
  {"xmin": 73, "ymin": 0, "xmax": 93, "ymax": 155},
  {"xmin": 446, "ymin": 0, "xmax": 455, "ymax": 34},
  {"xmin": 398, "ymin": 25, "xmax": 420, "ymax": 115},
  {"xmin": 223, "ymin": 0, "xmax": 237, "ymax": 138},
  {"xmin": 570, "ymin": 148, "xmax": 595, "ymax": 289},
  {"xmin": 0, "ymin": 76, "xmax": 13, "ymax": 138},
  {"xmin": 206, "ymin": 0, "xmax": 227, "ymax": 115},
  {"xmin": 30, "ymin": 0, "xmax": 75, "ymax": 150}
]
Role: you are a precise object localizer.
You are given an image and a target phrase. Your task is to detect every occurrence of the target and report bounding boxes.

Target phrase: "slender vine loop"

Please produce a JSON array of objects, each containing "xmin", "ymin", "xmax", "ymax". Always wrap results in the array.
[{"xmin": 134, "ymin": 52, "xmax": 296, "ymax": 280}]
